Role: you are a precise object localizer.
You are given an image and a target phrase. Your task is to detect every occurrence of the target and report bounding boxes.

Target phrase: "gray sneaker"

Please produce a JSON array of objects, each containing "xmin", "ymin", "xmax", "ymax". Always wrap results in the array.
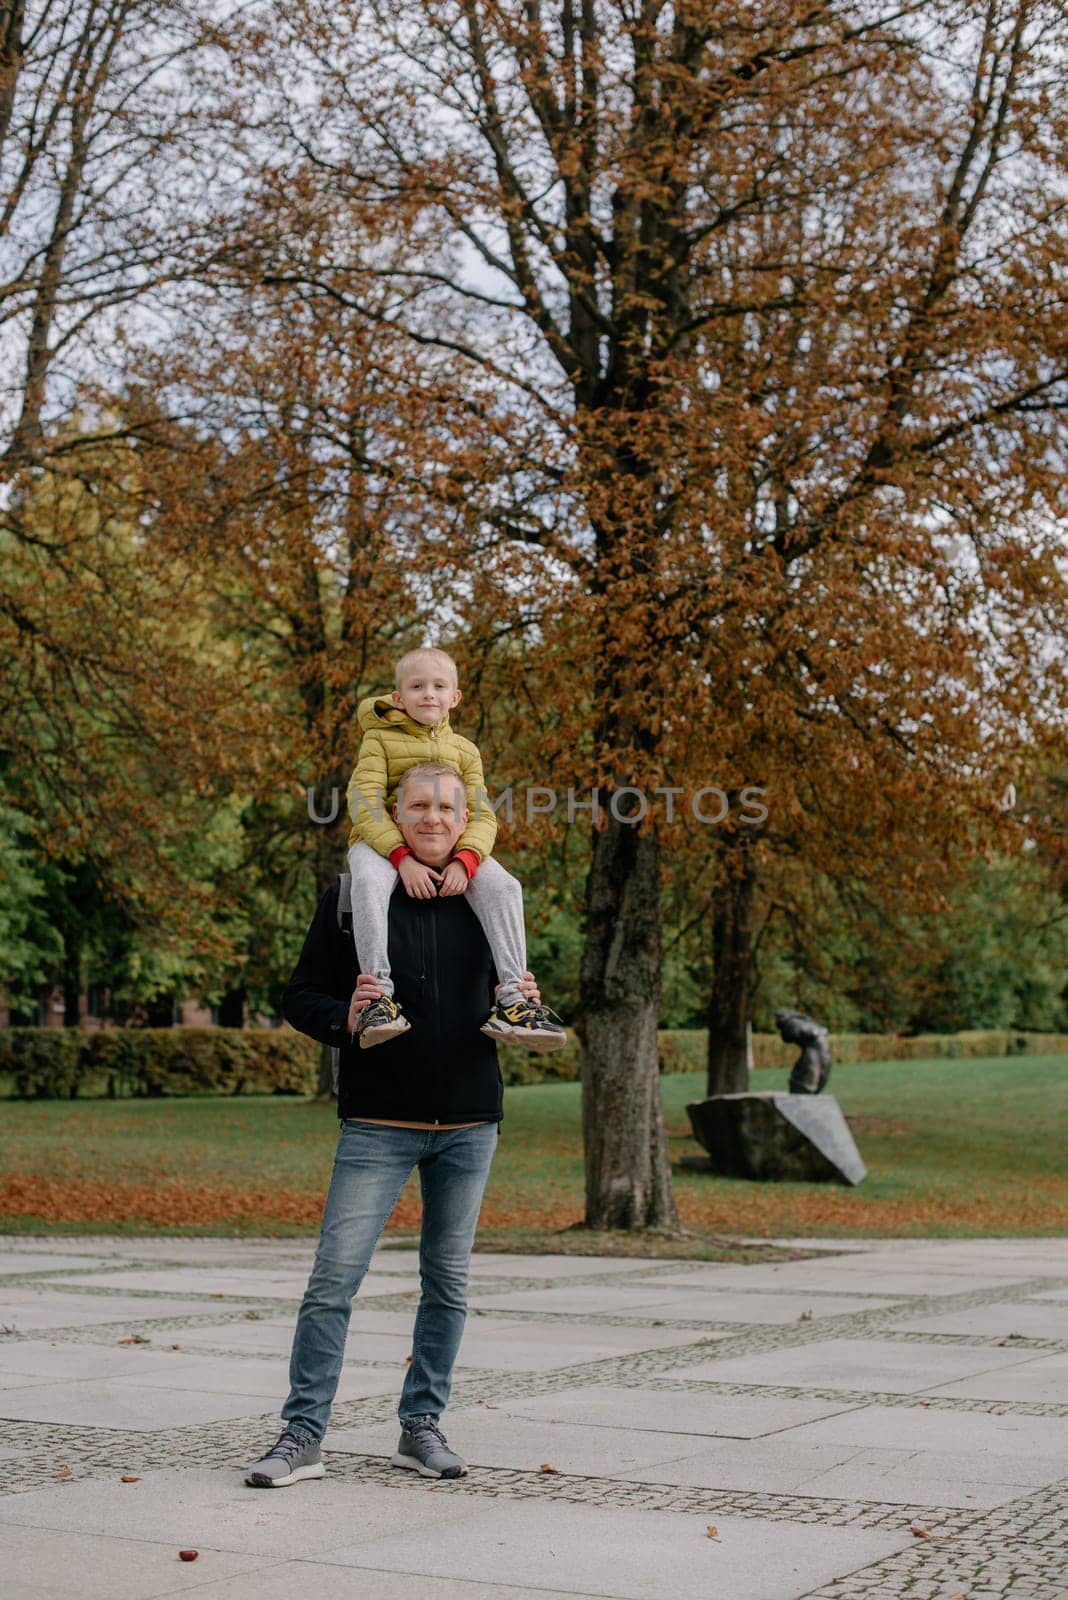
[
  {"xmin": 246, "ymin": 1429, "xmax": 325, "ymax": 1487},
  {"xmin": 391, "ymin": 1416, "xmax": 468, "ymax": 1479}
]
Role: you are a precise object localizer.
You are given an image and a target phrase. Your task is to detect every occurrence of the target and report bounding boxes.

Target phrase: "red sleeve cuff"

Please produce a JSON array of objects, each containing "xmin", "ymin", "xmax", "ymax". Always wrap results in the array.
[
  {"xmin": 454, "ymin": 849, "xmax": 480, "ymax": 880},
  {"xmin": 388, "ymin": 845, "xmax": 412, "ymax": 868}
]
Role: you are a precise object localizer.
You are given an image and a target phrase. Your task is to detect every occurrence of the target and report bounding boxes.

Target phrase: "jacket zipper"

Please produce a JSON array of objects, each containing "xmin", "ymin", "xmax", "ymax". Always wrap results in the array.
[{"xmin": 426, "ymin": 901, "xmax": 443, "ymax": 1119}]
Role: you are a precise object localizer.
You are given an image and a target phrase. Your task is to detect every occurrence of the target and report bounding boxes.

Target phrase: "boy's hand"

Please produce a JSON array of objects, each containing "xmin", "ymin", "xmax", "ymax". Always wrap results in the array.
[
  {"xmin": 398, "ymin": 854, "xmax": 443, "ymax": 899},
  {"xmin": 347, "ymin": 974, "xmax": 384, "ymax": 1033},
  {"xmin": 437, "ymin": 860, "xmax": 470, "ymax": 897},
  {"xmin": 497, "ymin": 970, "xmax": 541, "ymax": 1006}
]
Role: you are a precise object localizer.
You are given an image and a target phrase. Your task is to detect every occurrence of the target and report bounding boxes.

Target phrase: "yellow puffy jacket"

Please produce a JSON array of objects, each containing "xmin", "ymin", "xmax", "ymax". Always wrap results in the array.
[{"xmin": 345, "ymin": 694, "xmax": 498, "ymax": 862}]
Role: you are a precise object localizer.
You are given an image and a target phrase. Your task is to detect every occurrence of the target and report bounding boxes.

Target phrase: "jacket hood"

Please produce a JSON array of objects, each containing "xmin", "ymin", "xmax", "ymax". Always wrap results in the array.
[{"xmin": 357, "ymin": 693, "xmax": 453, "ymax": 735}]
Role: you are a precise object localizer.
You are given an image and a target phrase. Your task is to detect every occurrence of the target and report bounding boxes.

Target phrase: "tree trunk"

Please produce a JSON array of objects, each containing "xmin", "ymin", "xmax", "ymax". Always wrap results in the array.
[
  {"xmin": 143, "ymin": 993, "xmax": 175, "ymax": 1027},
  {"xmin": 217, "ymin": 987, "xmax": 246, "ymax": 1028},
  {"xmin": 578, "ymin": 814, "xmax": 678, "ymax": 1231},
  {"xmin": 61, "ymin": 927, "xmax": 81, "ymax": 1029},
  {"xmin": 706, "ymin": 839, "xmax": 758, "ymax": 1097},
  {"xmin": 315, "ymin": 816, "xmax": 344, "ymax": 1101}
]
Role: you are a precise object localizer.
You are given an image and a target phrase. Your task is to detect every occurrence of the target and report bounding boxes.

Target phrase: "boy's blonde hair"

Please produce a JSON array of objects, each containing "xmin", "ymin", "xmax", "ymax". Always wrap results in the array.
[{"xmin": 395, "ymin": 647, "xmax": 458, "ymax": 689}]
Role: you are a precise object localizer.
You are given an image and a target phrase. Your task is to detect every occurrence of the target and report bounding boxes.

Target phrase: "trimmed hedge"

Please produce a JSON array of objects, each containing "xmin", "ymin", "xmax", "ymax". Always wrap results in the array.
[
  {"xmin": 1, "ymin": 1024, "xmax": 1066, "ymax": 1099},
  {"xmin": 0, "ymin": 1027, "xmax": 318, "ymax": 1099},
  {"xmin": 501, "ymin": 1027, "xmax": 1068, "ymax": 1087}
]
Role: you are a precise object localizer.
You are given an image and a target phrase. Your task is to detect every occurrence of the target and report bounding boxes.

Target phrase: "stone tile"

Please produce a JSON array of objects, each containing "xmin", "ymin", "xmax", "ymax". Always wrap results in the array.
[
  {"xmin": 0, "ymin": 1341, "xmax": 192, "ymax": 1381},
  {"xmin": 163, "ymin": 1319, "xmax": 411, "ymax": 1364},
  {"xmin": 660, "ymin": 1338, "xmax": 1037, "ymax": 1393},
  {"xmin": 925, "ymin": 1352, "xmax": 1068, "ymax": 1405},
  {"xmin": 0, "ymin": 1291, "xmax": 259, "ymax": 1328},
  {"xmin": 613, "ymin": 1436, "xmax": 1031, "ymax": 1508},
  {"xmin": 613, "ymin": 1436, "xmax": 865, "ymax": 1494},
  {"xmin": 57, "ymin": 1269, "xmax": 418, "ymax": 1300},
  {"xmin": 617, "ymin": 1261, "xmax": 997, "ymax": 1297},
  {"xmin": 888, "ymin": 1302, "xmax": 1068, "ymax": 1339},
  {"xmin": 763, "ymin": 1270, "xmax": 1001, "ymax": 1296},
  {"xmin": 466, "ymin": 1285, "xmax": 693, "ymax": 1315},
  {"xmin": 605, "ymin": 1289, "xmax": 902, "ymax": 1324},
  {"xmin": 0, "ymin": 1253, "xmax": 116, "ymax": 1277},
  {"xmin": 0, "ymin": 1524, "xmax": 271, "ymax": 1600},
  {"xmin": 106, "ymin": 1351, "xmax": 400, "ymax": 1402},
  {"xmin": 465, "ymin": 1254, "xmax": 662, "ymax": 1279},
  {"xmin": 783, "ymin": 1402, "xmax": 1068, "ymax": 1472},
  {"xmin": 345, "ymin": 1310, "xmax": 726, "ymax": 1372},
  {"xmin": 0, "ymin": 1380, "xmax": 281, "ymax": 1429},
  {"xmin": 0, "ymin": 1370, "xmax": 67, "ymax": 1391},
  {"xmin": 0, "ymin": 1469, "xmax": 473, "ymax": 1558},
  {"xmin": 56, "ymin": 1269, "xmax": 311, "ymax": 1299},
  {"xmin": 497, "ymin": 1383, "xmax": 855, "ymax": 1438},
  {"xmin": 153, "ymin": 1319, "xmax": 298, "ymax": 1356},
  {"xmin": 326, "ymin": 1411, "xmax": 715, "ymax": 1478},
  {"xmin": 164, "ymin": 1566, "xmax": 603, "ymax": 1600},
  {"xmin": 318, "ymin": 1496, "xmax": 913, "ymax": 1600},
  {"xmin": 843, "ymin": 1246, "xmax": 1068, "ymax": 1278},
  {"xmin": 759, "ymin": 1239, "xmax": 876, "ymax": 1253},
  {"xmin": 797, "ymin": 1446, "xmax": 1044, "ymax": 1508},
  {"xmin": 368, "ymin": 1249, "xmax": 422, "ymax": 1271}
]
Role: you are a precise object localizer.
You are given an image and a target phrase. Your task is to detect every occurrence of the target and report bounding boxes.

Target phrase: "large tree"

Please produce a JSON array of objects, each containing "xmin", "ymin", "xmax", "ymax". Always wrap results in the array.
[{"xmin": 239, "ymin": 0, "xmax": 1067, "ymax": 1227}]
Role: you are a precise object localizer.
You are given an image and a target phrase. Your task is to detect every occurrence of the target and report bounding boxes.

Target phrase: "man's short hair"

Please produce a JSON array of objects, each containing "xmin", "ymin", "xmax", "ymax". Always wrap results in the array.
[
  {"xmin": 396, "ymin": 761, "xmax": 465, "ymax": 804},
  {"xmin": 395, "ymin": 648, "xmax": 458, "ymax": 689}
]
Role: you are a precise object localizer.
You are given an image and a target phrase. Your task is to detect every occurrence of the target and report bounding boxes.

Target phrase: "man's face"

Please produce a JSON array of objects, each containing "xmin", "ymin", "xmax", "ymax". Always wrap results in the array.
[
  {"xmin": 394, "ymin": 775, "xmax": 468, "ymax": 867},
  {"xmin": 392, "ymin": 655, "xmax": 461, "ymax": 727}
]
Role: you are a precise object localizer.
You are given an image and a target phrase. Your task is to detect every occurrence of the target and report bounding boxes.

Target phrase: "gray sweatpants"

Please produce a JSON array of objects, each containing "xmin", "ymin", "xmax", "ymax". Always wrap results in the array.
[{"xmin": 346, "ymin": 841, "xmax": 527, "ymax": 1007}]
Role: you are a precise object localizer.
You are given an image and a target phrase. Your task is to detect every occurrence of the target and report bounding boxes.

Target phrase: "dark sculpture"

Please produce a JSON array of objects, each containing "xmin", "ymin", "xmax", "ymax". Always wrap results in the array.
[{"xmin": 776, "ymin": 1009, "xmax": 832, "ymax": 1095}]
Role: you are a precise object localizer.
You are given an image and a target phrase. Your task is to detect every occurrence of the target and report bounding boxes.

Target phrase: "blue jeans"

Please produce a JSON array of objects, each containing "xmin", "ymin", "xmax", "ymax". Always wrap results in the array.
[{"xmin": 282, "ymin": 1119, "xmax": 498, "ymax": 1441}]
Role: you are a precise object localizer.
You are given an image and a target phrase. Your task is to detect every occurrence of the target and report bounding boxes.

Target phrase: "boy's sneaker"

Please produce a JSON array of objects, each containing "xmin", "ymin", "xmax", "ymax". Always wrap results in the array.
[
  {"xmin": 245, "ymin": 1429, "xmax": 324, "ymax": 1487},
  {"xmin": 356, "ymin": 996, "xmax": 411, "ymax": 1049},
  {"xmin": 391, "ymin": 1416, "xmax": 468, "ymax": 1479},
  {"xmin": 481, "ymin": 998, "xmax": 567, "ymax": 1052}
]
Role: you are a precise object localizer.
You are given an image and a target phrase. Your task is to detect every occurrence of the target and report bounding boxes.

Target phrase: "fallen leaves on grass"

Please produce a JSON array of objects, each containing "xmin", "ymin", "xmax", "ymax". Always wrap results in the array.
[
  {"xmin": 0, "ymin": 1173, "xmax": 580, "ymax": 1232},
  {"xmin": 676, "ymin": 1185, "xmax": 1068, "ymax": 1236}
]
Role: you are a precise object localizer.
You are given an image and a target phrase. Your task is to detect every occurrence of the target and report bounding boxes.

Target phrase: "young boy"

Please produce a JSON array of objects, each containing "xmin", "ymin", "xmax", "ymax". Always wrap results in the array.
[{"xmin": 345, "ymin": 648, "xmax": 566, "ymax": 1052}]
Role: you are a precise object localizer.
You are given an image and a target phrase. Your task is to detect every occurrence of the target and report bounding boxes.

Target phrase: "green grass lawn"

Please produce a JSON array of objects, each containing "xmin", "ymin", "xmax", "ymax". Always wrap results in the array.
[{"xmin": 1, "ymin": 1055, "xmax": 1065, "ymax": 1248}]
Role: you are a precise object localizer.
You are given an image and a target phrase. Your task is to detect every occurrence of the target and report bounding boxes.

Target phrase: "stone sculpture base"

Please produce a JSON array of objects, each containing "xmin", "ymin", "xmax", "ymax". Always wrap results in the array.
[{"xmin": 685, "ymin": 1092, "xmax": 867, "ymax": 1186}]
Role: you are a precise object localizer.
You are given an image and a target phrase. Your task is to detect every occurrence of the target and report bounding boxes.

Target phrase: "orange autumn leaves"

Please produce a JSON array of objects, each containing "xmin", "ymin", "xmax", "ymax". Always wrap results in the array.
[{"xmin": 3, "ymin": 1169, "xmax": 1065, "ymax": 1237}]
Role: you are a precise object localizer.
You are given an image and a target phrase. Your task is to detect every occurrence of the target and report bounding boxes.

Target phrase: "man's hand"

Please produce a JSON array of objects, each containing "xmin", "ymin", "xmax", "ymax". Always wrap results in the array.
[
  {"xmin": 497, "ymin": 970, "xmax": 541, "ymax": 1006},
  {"xmin": 347, "ymin": 974, "xmax": 384, "ymax": 1033},
  {"xmin": 437, "ymin": 860, "xmax": 470, "ymax": 897},
  {"xmin": 398, "ymin": 854, "xmax": 443, "ymax": 899}
]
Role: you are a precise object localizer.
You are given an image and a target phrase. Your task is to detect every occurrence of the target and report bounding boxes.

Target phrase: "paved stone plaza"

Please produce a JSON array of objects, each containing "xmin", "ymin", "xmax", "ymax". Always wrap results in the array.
[{"xmin": 1, "ymin": 1233, "xmax": 1065, "ymax": 1599}]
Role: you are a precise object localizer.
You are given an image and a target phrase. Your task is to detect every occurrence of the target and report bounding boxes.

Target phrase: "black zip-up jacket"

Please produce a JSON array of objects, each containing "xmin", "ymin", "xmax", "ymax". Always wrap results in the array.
[{"xmin": 282, "ymin": 879, "xmax": 502, "ymax": 1124}]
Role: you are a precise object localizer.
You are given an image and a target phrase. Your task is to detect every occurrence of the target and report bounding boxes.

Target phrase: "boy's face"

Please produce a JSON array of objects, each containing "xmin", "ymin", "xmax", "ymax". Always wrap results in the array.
[{"xmin": 392, "ymin": 655, "xmax": 462, "ymax": 726}]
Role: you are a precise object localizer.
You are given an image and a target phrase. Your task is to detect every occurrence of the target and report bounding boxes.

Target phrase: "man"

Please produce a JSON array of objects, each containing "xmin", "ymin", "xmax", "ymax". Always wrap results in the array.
[{"xmin": 246, "ymin": 761, "xmax": 539, "ymax": 1487}]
